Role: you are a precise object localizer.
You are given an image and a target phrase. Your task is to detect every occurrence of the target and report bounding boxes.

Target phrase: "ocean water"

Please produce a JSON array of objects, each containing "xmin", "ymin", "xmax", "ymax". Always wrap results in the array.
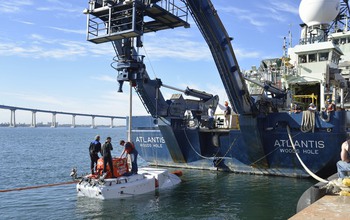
[{"xmin": 0, "ymin": 127, "xmax": 315, "ymax": 219}]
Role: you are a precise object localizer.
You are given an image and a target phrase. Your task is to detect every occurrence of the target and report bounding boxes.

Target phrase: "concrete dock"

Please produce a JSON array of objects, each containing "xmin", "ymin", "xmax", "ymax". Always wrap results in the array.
[{"xmin": 289, "ymin": 195, "xmax": 350, "ymax": 219}]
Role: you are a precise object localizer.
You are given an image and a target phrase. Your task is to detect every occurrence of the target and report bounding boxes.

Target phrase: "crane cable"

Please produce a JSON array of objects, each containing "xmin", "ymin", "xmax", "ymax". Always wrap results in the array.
[
  {"xmin": 183, "ymin": 129, "xmax": 234, "ymax": 160},
  {"xmin": 142, "ymin": 46, "xmax": 157, "ymax": 79},
  {"xmin": 287, "ymin": 125, "xmax": 328, "ymax": 183}
]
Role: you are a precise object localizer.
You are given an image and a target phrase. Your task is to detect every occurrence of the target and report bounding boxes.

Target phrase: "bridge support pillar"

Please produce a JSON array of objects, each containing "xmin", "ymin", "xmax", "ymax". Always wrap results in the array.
[
  {"xmin": 110, "ymin": 118, "xmax": 114, "ymax": 128},
  {"xmin": 31, "ymin": 111, "xmax": 37, "ymax": 127},
  {"xmin": 91, "ymin": 116, "xmax": 95, "ymax": 129},
  {"xmin": 71, "ymin": 115, "xmax": 76, "ymax": 128},
  {"xmin": 10, "ymin": 109, "xmax": 16, "ymax": 127},
  {"xmin": 51, "ymin": 113, "xmax": 57, "ymax": 128}
]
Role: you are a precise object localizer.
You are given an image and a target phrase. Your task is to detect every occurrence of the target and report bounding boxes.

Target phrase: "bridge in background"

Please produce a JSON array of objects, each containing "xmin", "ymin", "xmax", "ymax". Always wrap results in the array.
[{"xmin": 0, "ymin": 105, "xmax": 126, "ymax": 128}]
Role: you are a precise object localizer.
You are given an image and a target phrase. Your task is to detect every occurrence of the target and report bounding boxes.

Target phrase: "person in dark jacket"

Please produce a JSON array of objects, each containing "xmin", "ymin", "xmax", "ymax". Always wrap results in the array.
[
  {"xmin": 102, "ymin": 137, "xmax": 115, "ymax": 177},
  {"xmin": 224, "ymin": 101, "xmax": 231, "ymax": 128},
  {"xmin": 89, "ymin": 135, "xmax": 101, "ymax": 174},
  {"xmin": 120, "ymin": 140, "xmax": 138, "ymax": 174}
]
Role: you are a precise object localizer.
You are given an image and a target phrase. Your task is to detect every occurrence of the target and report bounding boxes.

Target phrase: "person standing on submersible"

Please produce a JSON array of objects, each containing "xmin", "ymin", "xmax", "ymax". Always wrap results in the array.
[
  {"xmin": 89, "ymin": 135, "xmax": 101, "ymax": 174},
  {"xmin": 120, "ymin": 140, "xmax": 138, "ymax": 174},
  {"xmin": 102, "ymin": 137, "xmax": 115, "ymax": 178}
]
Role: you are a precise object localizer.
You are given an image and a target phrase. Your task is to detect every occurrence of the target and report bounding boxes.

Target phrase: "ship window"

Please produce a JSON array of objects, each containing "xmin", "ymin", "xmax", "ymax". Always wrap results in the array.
[
  {"xmin": 319, "ymin": 52, "xmax": 329, "ymax": 61},
  {"xmin": 308, "ymin": 54, "xmax": 316, "ymax": 62},
  {"xmin": 333, "ymin": 39, "xmax": 339, "ymax": 45},
  {"xmin": 341, "ymin": 38, "xmax": 346, "ymax": 44},
  {"xmin": 332, "ymin": 53, "xmax": 340, "ymax": 64},
  {"xmin": 299, "ymin": 55, "xmax": 306, "ymax": 63}
]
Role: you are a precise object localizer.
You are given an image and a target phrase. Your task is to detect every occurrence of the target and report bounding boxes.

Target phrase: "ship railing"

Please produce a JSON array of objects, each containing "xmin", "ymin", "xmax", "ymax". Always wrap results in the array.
[
  {"xmin": 245, "ymin": 67, "xmax": 298, "ymax": 92},
  {"xmin": 86, "ymin": 0, "xmax": 189, "ymax": 43},
  {"xmin": 86, "ymin": 9, "xmax": 110, "ymax": 40},
  {"xmin": 87, "ymin": 15, "xmax": 108, "ymax": 38},
  {"xmin": 159, "ymin": 0, "xmax": 188, "ymax": 20},
  {"xmin": 293, "ymin": 93, "xmax": 318, "ymax": 110},
  {"xmin": 214, "ymin": 114, "xmax": 239, "ymax": 129},
  {"xmin": 299, "ymin": 35, "xmax": 327, "ymax": 45}
]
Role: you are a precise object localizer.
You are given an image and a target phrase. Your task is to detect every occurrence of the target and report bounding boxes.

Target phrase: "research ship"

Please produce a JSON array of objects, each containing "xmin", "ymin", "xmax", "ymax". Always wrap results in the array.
[{"xmin": 84, "ymin": 0, "xmax": 350, "ymax": 177}]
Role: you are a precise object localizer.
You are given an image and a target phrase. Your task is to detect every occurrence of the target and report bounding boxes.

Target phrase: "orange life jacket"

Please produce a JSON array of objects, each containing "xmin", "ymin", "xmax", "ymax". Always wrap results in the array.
[{"xmin": 327, "ymin": 103, "xmax": 335, "ymax": 111}]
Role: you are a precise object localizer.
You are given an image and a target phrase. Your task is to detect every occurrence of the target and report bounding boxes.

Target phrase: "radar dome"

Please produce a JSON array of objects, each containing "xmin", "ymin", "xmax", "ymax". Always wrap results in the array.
[{"xmin": 299, "ymin": 0, "xmax": 339, "ymax": 26}]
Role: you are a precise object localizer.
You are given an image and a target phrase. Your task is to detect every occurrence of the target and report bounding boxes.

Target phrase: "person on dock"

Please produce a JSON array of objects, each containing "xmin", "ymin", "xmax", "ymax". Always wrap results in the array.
[
  {"xmin": 120, "ymin": 140, "xmax": 138, "ymax": 174},
  {"xmin": 336, "ymin": 139, "xmax": 350, "ymax": 179},
  {"xmin": 89, "ymin": 135, "xmax": 101, "ymax": 174},
  {"xmin": 224, "ymin": 101, "xmax": 231, "ymax": 128},
  {"xmin": 102, "ymin": 137, "xmax": 115, "ymax": 177}
]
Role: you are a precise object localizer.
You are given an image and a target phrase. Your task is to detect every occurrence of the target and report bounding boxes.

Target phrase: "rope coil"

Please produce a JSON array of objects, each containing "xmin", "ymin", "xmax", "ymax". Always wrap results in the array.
[
  {"xmin": 301, "ymin": 110, "xmax": 315, "ymax": 133},
  {"xmin": 319, "ymin": 111, "xmax": 331, "ymax": 122}
]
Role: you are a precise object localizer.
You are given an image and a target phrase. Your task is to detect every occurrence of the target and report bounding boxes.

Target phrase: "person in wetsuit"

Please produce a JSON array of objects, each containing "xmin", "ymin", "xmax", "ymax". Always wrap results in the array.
[
  {"xmin": 102, "ymin": 137, "xmax": 115, "ymax": 177},
  {"xmin": 89, "ymin": 135, "xmax": 101, "ymax": 174}
]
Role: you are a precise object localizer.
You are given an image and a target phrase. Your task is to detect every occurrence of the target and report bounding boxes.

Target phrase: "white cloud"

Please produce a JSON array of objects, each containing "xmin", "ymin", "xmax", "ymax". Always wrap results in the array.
[
  {"xmin": 0, "ymin": 34, "xmax": 114, "ymax": 59},
  {"xmin": 15, "ymin": 20, "xmax": 35, "ymax": 25},
  {"xmin": 36, "ymin": 6, "xmax": 81, "ymax": 14},
  {"xmin": 235, "ymin": 48, "xmax": 261, "ymax": 59},
  {"xmin": 217, "ymin": 6, "xmax": 267, "ymax": 28},
  {"xmin": 1, "ymin": 0, "xmax": 33, "ymax": 13},
  {"xmin": 258, "ymin": 1, "xmax": 299, "ymax": 23},
  {"xmin": 217, "ymin": 1, "xmax": 298, "ymax": 30},
  {"xmin": 143, "ymin": 36, "xmax": 211, "ymax": 61},
  {"xmin": 268, "ymin": 0, "xmax": 299, "ymax": 15},
  {"xmin": 72, "ymin": 90, "xmax": 148, "ymax": 117},
  {"xmin": 0, "ymin": 91, "xmax": 65, "ymax": 106},
  {"xmin": 36, "ymin": 0, "xmax": 82, "ymax": 14},
  {"xmin": 47, "ymin": 26, "xmax": 86, "ymax": 35},
  {"xmin": 91, "ymin": 75, "xmax": 116, "ymax": 82}
]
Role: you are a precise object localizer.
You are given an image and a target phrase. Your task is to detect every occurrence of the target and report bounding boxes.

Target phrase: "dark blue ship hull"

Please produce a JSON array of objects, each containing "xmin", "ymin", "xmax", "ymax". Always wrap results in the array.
[{"xmin": 129, "ymin": 111, "xmax": 347, "ymax": 178}]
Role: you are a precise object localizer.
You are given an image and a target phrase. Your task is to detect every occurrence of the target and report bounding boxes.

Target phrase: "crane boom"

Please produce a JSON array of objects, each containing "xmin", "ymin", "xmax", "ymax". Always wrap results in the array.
[{"xmin": 185, "ymin": 0, "xmax": 257, "ymax": 115}]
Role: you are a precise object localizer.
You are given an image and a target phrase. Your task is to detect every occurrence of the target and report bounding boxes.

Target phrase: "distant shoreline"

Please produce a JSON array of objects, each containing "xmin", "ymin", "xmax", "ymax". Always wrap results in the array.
[{"xmin": 0, "ymin": 123, "xmax": 126, "ymax": 128}]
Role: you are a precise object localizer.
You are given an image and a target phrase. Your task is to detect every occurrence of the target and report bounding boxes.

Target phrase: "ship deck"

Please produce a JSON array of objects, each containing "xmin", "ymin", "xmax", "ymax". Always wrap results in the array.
[
  {"xmin": 199, "ymin": 128, "xmax": 233, "ymax": 133},
  {"xmin": 289, "ymin": 195, "xmax": 350, "ymax": 219}
]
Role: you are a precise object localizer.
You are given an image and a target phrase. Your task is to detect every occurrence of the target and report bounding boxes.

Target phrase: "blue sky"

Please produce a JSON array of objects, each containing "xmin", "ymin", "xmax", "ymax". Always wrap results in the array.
[{"xmin": 0, "ymin": 0, "xmax": 301, "ymax": 125}]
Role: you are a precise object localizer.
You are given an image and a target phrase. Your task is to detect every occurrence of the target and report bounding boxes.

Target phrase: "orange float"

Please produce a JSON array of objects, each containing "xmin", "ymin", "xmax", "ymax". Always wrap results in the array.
[{"xmin": 96, "ymin": 157, "xmax": 129, "ymax": 178}]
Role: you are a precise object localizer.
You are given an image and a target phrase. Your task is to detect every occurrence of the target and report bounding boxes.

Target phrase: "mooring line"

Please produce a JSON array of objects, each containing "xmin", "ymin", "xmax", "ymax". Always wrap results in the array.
[
  {"xmin": 0, "ymin": 181, "xmax": 77, "ymax": 193},
  {"xmin": 286, "ymin": 125, "xmax": 328, "ymax": 183}
]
